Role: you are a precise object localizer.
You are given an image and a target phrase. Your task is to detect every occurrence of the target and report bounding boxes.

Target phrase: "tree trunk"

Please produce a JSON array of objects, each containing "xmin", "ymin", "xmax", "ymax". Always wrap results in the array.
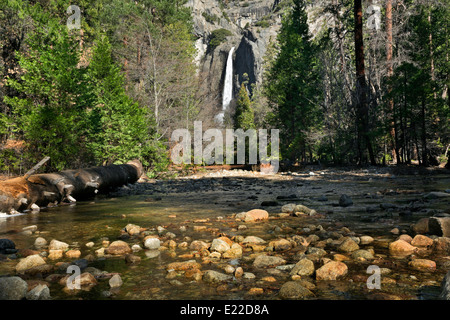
[
  {"xmin": 0, "ymin": 160, "xmax": 143, "ymax": 214},
  {"xmin": 354, "ymin": 0, "xmax": 376, "ymax": 165},
  {"xmin": 421, "ymin": 96, "xmax": 428, "ymax": 166},
  {"xmin": 385, "ymin": 0, "xmax": 398, "ymax": 164}
]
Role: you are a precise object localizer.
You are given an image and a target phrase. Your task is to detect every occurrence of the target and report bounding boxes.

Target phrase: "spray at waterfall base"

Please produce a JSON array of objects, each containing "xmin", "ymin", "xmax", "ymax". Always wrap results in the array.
[{"xmin": 170, "ymin": 121, "xmax": 280, "ymax": 173}]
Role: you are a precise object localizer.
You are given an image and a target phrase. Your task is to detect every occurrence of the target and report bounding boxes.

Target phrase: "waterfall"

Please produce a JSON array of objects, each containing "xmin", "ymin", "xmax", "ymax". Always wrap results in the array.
[{"xmin": 215, "ymin": 47, "xmax": 235, "ymax": 124}]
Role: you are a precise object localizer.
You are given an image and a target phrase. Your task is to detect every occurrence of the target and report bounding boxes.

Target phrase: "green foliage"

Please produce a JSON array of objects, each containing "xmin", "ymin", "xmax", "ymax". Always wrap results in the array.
[
  {"xmin": 202, "ymin": 11, "xmax": 219, "ymax": 24},
  {"xmin": 4, "ymin": 19, "xmax": 92, "ymax": 171},
  {"xmin": 264, "ymin": 0, "xmax": 321, "ymax": 162},
  {"xmin": 209, "ymin": 28, "xmax": 232, "ymax": 48},
  {"xmin": 255, "ymin": 20, "xmax": 270, "ymax": 28},
  {"xmin": 86, "ymin": 35, "xmax": 155, "ymax": 165},
  {"xmin": 234, "ymin": 83, "xmax": 255, "ymax": 130}
]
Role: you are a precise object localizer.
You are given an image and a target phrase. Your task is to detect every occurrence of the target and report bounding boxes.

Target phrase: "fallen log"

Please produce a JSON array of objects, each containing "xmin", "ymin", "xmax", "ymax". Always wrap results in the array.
[{"xmin": 0, "ymin": 160, "xmax": 143, "ymax": 214}]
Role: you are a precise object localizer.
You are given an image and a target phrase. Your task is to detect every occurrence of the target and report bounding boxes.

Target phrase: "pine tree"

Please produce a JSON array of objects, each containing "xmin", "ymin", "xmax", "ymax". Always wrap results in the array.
[
  {"xmin": 234, "ymin": 83, "xmax": 255, "ymax": 130},
  {"xmin": 86, "ymin": 35, "xmax": 151, "ymax": 165},
  {"xmin": 4, "ymin": 19, "xmax": 92, "ymax": 170},
  {"xmin": 264, "ymin": 0, "xmax": 321, "ymax": 162}
]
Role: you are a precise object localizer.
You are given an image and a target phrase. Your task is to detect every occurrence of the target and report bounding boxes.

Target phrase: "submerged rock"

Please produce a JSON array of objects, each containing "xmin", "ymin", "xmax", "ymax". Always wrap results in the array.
[
  {"xmin": 203, "ymin": 270, "xmax": 233, "ymax": 283},
  {"xmin": 109, "ymin": 274, "xmax": 123, "ymax": 288},
  {"xmin": 279, "ymin": 281, "xmax": 314, "ymax": 299},
  {"xmin": 0, "ymin": 276, "xmax": 28, "ymax": 300},
  {"xmin": 0, "ymin": 239, "xmax": 17, "ymax": 254},
  {"xmin": 290, "ymin": 258, "xmax": 315, "ymax": 277},
  {"xmin": 316, "ymin": 261, "xmax": 348, "ymax": 280},
  {"xmin": 105, "ymin": 240, "xmax": 132, "ymax": 255},
  {"xmin": 339, "ymin": 195, "xmax": 353, "ymax": 207},
  {"xmin": 411, "ymin": 235, "xmax": 433, "ymax": 247},
  {"xmin": 388, "ymin": 240, "xmax": 418, "ymax": 256},
  {"xmin": 253, "ymin": 255, "xmax": 286, "ymax": 268},
  {"xmin": 15, "ymin": 254, "xmax": 46, "ymax": 274},
  {"xmin": 25, "ymin": 284, "xmax": 51, "ymax": 300},
  {"xmin": 408, "ymin": 259, "xmax": 436, "ymax": 272},
  {"xmin": 48, "ymin": 239, "xmax": 69, "ymax": 251},
  {"xmin": 338, "ymin": 237, "xmax": 359, "ymax": 253}
]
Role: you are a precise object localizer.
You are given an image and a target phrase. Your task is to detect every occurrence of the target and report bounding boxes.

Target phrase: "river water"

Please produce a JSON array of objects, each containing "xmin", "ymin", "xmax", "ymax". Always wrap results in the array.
[{"xmin": 0, "ymin": 168, "xmax": 449, "ymax": 300}]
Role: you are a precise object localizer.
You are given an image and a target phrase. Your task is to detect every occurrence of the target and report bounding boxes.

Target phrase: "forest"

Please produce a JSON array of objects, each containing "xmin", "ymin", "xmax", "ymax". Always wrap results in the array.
[{"xmin": 0, "ymin": 0, "xmax": 449, "ymax": 175}]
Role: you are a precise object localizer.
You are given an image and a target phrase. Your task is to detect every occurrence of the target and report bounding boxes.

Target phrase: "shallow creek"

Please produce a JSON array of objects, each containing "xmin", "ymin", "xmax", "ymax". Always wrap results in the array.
[{"xmin": 0, "ymin": 168, "xmax": 449, "ymax": 300}]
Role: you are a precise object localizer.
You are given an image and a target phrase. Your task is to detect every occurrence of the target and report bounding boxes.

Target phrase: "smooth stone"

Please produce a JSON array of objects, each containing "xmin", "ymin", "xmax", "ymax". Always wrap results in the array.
[
  {"xmin": 279, "ymin": 281, "xmax": 314, "ymax": 299},
  {"xmin": 0, "ymin": 277, "xmax": 28, "ymax": 300},
  {"xmin": 210, "ymin": 238, "xmax": 231, "ymax": 253},
  {"xmin": 389, "ymin": 240, "xmax": 418, "ymax": 255},
  {"xmin": 290, "ymin": 258, "xmax": 315, "ymax": 276},
  {"xmin": 203, "ymin": 270, "xmax": 233, "ymax": 283},
  {"xmin": 253, "ymin": 255, "xmax": 286, "ymax": 268},
  {"xmin": 34, "ymin": 237, "xmax": 47, "ymax": 247},
  {"xmin": 48, "ymin": 239, "xmax": 69, "ymax": 251},
  {"xmin": 339, "ymin": 194, "xmax": 353, "ymax": 207},
  {"xmin": 15, "ymin": 254, "xmax": 46, "ymax": 274},
  {"xmin": 189, "ymin": 240, "xmax": 210, "ymax": 250},
  {"xmin": 243, "ymin": 209, "xmax": 269, "ymax": 222},
  {"xmin": 359, "ymin": 236, "xmax": 374, "ymax": 245},
  {"xmin": 316, "ymin": 261, "xmax": 348, "ymax": 280},
  {"xmin": 109, "ymin": 274, "xmax": 123, "ymax": 288},
  {"xmin": 105, "ymin": 240, "xmax": 132, "ymax": 255},
  {"xmin": 144, "ymin": 238, "xmax": 161, "ymax": 250},
  {"xmin": 242, "ymin": 236, "xmax": 266, "ymax": 245},
  {"xmin": 338, "ymin": 237, "xmax": 360, "ymax": 253},
  {"xmin": 411, "ymin": 235, "xmax": 434, "ymax": 247},
  {"xmin": 409, "ymin": 259, "xmax": 436, "ymax": 272},
  {"xmin": 124, "ymin": 224, "xmax": 141, "ymax": 235},
  {"xmin": 25, "ymin": 284, "xmax": 51, "ymax": 300},
  {"xmin": 351, "ymin": 249, "xmax": 374, "ymax": 260}
]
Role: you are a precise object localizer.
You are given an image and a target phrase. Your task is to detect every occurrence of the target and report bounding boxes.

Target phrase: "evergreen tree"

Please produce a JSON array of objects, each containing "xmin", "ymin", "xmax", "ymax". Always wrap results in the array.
[
  {"xmin": 264, "ymin": 0, "xmax": 321, "ymax": 163},
  {"xmin": 234, "ymin": 83, "xmax": 255, "ymax": 130},
  {"xmin": 4, "ymin": 19, "xmax": 92, "ymax": 170},
  {"xmin": 86, "ymin": 35, "xmax": 157, "ymax": 166}
]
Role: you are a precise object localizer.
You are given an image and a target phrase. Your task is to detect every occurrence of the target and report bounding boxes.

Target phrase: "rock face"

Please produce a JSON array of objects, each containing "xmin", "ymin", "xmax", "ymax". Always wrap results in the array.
[
  {"xmin": 187, "ymin": 0, "xmax": 281, "ymax": 107},
  {"xmin": 144, "ymin": 238, "xmax": 161, "ymax": 250},
  {"xmin": 186, "ymin": 0, "xmax": 326, "ymax": 120},
  {"xmin": 48, "ymin": 239, "xmax": 69, "ymax": 251},
  {"xmin": 0, "ymin": 276, "xmax": 28, "ymax": 300},
  {"xmin": 338, "ymin": 237, "xmax": 359, "ymax": 253}
]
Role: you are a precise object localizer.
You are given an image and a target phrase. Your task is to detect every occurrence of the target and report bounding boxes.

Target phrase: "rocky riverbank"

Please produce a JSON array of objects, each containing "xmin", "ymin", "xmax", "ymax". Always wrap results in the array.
[{"xmin": 0, "ymin": 167, "xmax": 449, "ymax": 300}]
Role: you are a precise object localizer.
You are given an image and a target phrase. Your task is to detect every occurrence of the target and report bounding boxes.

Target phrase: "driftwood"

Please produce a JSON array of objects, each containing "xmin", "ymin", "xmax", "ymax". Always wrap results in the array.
[{"xmin": 0, "ymin": 160, "xmax": 143, "ymax": 213}]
